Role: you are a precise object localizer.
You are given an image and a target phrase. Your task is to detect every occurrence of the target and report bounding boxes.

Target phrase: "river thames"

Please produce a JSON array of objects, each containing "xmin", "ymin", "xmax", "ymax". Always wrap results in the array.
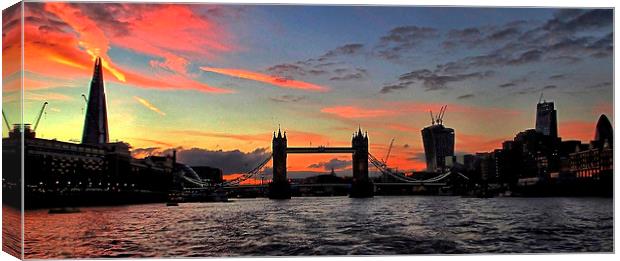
[{"xmin": 22, "ymin": 196, "xmax": 612, "ymax": 258}]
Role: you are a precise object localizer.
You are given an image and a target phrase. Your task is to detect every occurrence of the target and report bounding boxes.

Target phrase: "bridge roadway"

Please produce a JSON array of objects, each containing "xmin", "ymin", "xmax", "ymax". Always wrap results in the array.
[
  {"xmin": 209, "ymin": 182, "xmax": 449, "ymax": 190},
  {"xmin": 286, "ymin": 147, "xmax": 356, "ymax": 154}
]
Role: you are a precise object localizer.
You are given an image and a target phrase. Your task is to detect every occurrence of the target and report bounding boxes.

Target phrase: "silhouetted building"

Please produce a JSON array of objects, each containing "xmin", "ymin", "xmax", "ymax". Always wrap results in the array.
[
  {"xmin": 269, "ymin": 127, "xmax": 291, "ymax": 199},
  {"xmin": 82, "ymin": 57, "xmax": 109, "ymax": 144},
  {"xmin": 272, "ymin": 128, "xmax": 287, "ymax": 184},
  {"xmin": 463, "ymin": 154, "xmax": 477, "ymax": 171},
  {"xmin": 569, "ymin": 144, "xmax": 612, "ymax": 179},
  {"xmin": 569, "ymin": 114, "xmax": 614, "ymax": 179},
  {"xmin": 535, "ymin": 100, "xmax": 558, "ymax": 138},
  {"xmin": 3, "ymin": 58, "xmax": 175, "ymax": 208},
  {"xmin": 350, "ymin": 128, "xmax": 373, "ymax": 197},
  {"xmin": 594, "ymin": 114, "xmax": 613, "ymax": 149},
  {"xmin": 191, "ymin": 166, "xmax": 224, "ymax": 184},
  {"xmin": 421, "ymin": 124, "xmax": 455, "ymax": 172}
]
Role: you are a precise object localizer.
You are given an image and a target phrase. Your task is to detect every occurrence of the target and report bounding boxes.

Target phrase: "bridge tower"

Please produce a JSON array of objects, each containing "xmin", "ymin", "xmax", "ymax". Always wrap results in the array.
[
  {"xmin": 350, "ymin": 128, "xmax": 374, "ymax": 198},
  {"xmin": 269, "ymin": 127, "xmax": 291, "ymax": 199}
]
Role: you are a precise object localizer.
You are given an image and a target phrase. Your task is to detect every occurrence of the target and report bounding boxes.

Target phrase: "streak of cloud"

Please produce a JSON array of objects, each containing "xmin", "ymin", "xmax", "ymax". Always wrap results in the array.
[
  {"xmin": 133, "ymin": 96, "xmax": 166, "ymax": 116},
  {"xmin": 200, "ymin": 66, "xmax": 330, "ymax": 92}
]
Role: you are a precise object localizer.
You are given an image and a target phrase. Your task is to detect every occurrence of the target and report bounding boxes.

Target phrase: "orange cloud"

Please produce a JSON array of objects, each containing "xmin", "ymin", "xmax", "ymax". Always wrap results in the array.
[
  {"xmin": 20, "ymin": 3, "xmax": 234, "ymax": 94},
  {"xmin": 168, "ymin": 129, "xmax": 337, "ymax": 147},
  {"xmin": 321, "ymin": 102, "xmax": 522, "ymax": 120},
  {"xmin": 44, "ymin": 3, "xmax": 126, "ymax": 82},
  {"xmin": 321, "ymin": 106, "xmax": 396, "ymax": 118},
  {"xmin": 133, "ymin": 96, "xmax": 166, "ymax": 116},
  {"xmin": 2, "ymin": 7, "xmax": 22, "ymax": 79},
  {"xmin": 200, "ymin": 66, "xmax": 330, "ymax": 92},
  {"xmin": 105, "ymin": 4, "xmax": 235, "ymax": 70}
]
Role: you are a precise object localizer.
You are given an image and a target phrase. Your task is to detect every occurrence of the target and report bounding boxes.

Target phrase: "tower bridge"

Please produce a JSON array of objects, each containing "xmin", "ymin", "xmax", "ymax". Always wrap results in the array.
[
  {"xmin": 178, "ymin": 127, "xmax": 467, "ymax": 200},
  {"xmin": 270, "ymin": 127, "xmax": 372, "ymax": 199}
]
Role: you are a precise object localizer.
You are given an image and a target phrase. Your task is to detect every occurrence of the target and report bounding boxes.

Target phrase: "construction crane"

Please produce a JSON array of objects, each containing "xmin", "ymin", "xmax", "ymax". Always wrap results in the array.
[
  {"xmin": 382, "ymin": 138, "xmax": 395, "ymax": 166},
  {"xmin": 439, "ymin": 105, "xmax": 447, "ymax": 125},
  {"xmin": 81, "ymin": 94, "xmax": 88, "ymax": 114},
  {"xmin": 2, "ymin": 110, "xmax": 11, "ymax": 130},
  {"xmin": 33, "ymin": 102, "xmax": 48, "ymax": 132},
  {"xmin": 538, "ymin": 92, "xmax": 544, "ymax": 104}
]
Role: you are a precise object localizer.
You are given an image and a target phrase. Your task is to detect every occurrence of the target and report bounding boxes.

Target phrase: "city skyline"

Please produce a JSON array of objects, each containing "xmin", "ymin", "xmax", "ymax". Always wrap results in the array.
[{"xmin": 2, "ymin": 3, "xmax": 613, "ymax": 179}]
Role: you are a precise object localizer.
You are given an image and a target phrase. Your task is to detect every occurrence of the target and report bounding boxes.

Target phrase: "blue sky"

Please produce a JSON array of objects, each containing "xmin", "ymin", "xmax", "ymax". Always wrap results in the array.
[{"xmin": 3, "ymin": 3, "xmax": 613, "ymax": 176}]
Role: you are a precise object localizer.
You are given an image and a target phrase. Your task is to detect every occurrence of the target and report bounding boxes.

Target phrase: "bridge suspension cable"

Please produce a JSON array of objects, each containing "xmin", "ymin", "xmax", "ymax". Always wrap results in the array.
[
  {"xmin": 175, "ymin": 155, "xmax": 273, "ymax": 188},
  {"xmin": 219, "ymin": 154, "xmax": 273, "ymax": 187},
  {"xmin": 368, "ymin": 153, "xmax": 463, "ymax": 183}
]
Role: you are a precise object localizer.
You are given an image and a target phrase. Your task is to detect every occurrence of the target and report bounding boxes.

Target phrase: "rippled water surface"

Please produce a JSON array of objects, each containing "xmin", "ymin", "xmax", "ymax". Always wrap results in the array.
[{"xmin": 24, "ymin": 196, "xmax": 613, "ymax": 258}]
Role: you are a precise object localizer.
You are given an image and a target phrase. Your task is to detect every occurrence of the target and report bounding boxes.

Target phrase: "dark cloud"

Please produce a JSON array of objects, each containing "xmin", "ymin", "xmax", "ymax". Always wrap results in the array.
[
  {"xmin": 543, "ymin": 85, "xmax": 557, "ymax": 90},
  {"xmin": 266, "ymin": 44, "xmax": 368, "ymax": 82},
  {"xmin": 498, "ymin": 77, "xmax": 527, "ymax": 88},
  {"xmin": 198, "ymin": 5, "xmax": 247, "ymax": 22},
  {"xmin": 15, "ymin": 4, "xmax": 71, "ymax": 34},
  {"xmin": 269, "ymin": 95, "xmax": 306, "ymax": 103},
  {"xmin": 406, "ymin": 152, "xmax": 427, "ymax": 161},
  {"xmin": 547, "ymin": 55, "xmax": 583, "ymax": 64},
  {"xmin": 266, "ymin": 63, "xmax": 307, "ymax": 78},
  {"xmin": 587, "ymin": 82, "xmax": 612, "ymax": 89},
  {"xmin": 549, "ymin": 74, "xmax": 566, "ymax": 80},
  {"xmin": 379, "ymin": 81, "xmax": 412, "ymax": 94},
  {"xmin": 445, "ymin": 27, "xmax": 482, "ymax": 47},
  {"xmin": 329, "ymin": 68, "xmax": 368, "ymax": 81},
  {"xmin": 442, "ymin": 21, "xmax": 527, "ymax": 49},
  {"xmin": 487, "ymin": 27, "xmax": 521, "ymax": 42},
  {"xmin": 131, "ymin": 147, "xmax": 161, "ymax": 157},
  {"xmin": 430, "ymin": 9, "xmax": 612, "ymax": 79},
  {"xmin": 398, "ymin": 69, "xmax": 495, "ymax": 91},
  {"xmin": 435, "ymin": 51, "xmax": 541, "ymax": 74},
  {"xmin": 514, "ymin": 87, "xmax": 538, "ymax": 95},
  {"xmin": 380, "ymin": 67, "xmax": 494, "ymax": 93},
  {"xmin": 321, "ymin": 43, "xmax": 364, "ymax": 58},
  {"xmin": 382, "ymin": 9, "xmax": 611, "ymax": 94},
  {"xmin": 541, "ymin": 33, "xmax": 613, "ymax": 60},
  {"xmin": 588, "ymin": 33, "xmax": 613, "ymax": 57},
  {"xmin": 374, "ymin": 25, "xmax": 438, "ymax": 60},
  {"xmin": 71, "ymin": 3, "xmax": 133, "ymax": 37},
  {"xmin": 457, "ymin": 94, "xmax": 475, "ymax": 99},
  {"xmin": 403, "ymin": 144, "xmax": 410, "ymax": 148},
  {"xmin": 543, "ymin": 9, "xmax": 613, "ymax": 34},
  {"xmin": 160, "ymin": 147, "xmax": 271, "ymax": 175},
  {"xmin": 499, "ymin": 82, "xmax": 516, "ymax": 88},
  {"xmin": 506, "ymin": 49, "xmax": 543, "ymax": 65},
  {"xmin": 308, "ymin": 158, "xmax": 352, "ymax": 171}
]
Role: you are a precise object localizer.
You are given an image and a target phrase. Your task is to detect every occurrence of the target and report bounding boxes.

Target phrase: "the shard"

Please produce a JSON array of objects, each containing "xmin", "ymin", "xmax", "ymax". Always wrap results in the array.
[{"xmin": 81, "ymin": 57, "xmax": 109, "ymax": 144}]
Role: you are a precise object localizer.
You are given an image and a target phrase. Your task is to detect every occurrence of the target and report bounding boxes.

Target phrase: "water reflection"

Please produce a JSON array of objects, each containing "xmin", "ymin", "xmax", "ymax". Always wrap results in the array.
[
  {"xmin": 24, "ymin": 196, "xmax": 613, "ymax": 258},
  {"xmin": 2, "ymin": 206, "xmax": 22, "ymax": 258}
]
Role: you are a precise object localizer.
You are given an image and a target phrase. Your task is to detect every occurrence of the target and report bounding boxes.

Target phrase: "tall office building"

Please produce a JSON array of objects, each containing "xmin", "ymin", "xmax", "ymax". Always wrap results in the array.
[
  {"xmin": 594, "ymin": 114, "xmax": 613, "ymax": 149},
  {"xmin": 535, "ymin": 100, "xmax": 558, "ymax": 138},
  {"xmin": 82, "ymin": 57, "xmax": 109, "ymax": 144},
  {"xmin": 421, "ymin": 123, "xmax": 455, "ymax": 172}
]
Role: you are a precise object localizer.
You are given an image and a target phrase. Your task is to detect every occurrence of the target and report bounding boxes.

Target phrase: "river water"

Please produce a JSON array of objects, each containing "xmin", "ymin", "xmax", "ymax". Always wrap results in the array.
[{"xmin": 23, "ymin": 196, "xmax": 613, "ymax": 258}]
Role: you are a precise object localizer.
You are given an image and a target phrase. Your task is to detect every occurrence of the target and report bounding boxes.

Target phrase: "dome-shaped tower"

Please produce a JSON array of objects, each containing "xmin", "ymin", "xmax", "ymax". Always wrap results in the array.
[{"xmin": 595, "ymin": 114, "xmax": 613, "ymax": 148}]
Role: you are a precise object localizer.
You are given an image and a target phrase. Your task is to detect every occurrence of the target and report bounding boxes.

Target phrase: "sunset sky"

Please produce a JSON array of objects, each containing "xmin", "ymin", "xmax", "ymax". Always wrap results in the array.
[{"xmin": 2, "ymin": 3, "xmax": 613, "ymax": 179}]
